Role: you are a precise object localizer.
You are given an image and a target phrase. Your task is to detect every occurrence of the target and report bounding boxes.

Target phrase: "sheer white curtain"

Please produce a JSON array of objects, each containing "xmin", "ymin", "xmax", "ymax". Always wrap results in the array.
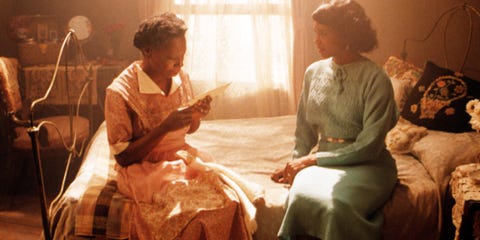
[{"xmin": 138, "ymin": 0, "xmax": 295, "ymax": 119}]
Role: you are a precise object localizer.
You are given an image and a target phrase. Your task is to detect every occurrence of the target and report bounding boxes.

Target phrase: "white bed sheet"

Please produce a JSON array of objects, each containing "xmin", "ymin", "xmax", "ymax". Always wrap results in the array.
[
  {"xmin": 187, "ymin": 115, "xmax": 441, "ymax": 240},
  {"xmin": 50, "ymin": 115, "xmax": 441, "ymax": 240}
]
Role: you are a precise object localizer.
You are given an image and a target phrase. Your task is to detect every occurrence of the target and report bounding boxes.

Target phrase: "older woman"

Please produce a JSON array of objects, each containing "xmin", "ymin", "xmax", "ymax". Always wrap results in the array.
[
  {"xmin": 271, "ymin": 1, "xmax": 398, "ymax": 239},
  {"xmin": 104, "ymin": 13, "xmax": 250, "ymax": 240}
]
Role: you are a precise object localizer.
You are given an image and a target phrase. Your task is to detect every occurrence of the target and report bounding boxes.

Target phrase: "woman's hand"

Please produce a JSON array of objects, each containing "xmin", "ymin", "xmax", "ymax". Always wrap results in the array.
[
  {"xmin": 191, "ymin": 95, "xmax": 212, "ymax": 119},
  {"xmin": 162, "ymin": 107, "xmax": 195, "ymax": 131},
  {"xmin": 271, "ymin": 167, "xmax": 286, "ymax": 183},
  {"xmin": 188, "ymin": 96, "xmax": 212, "ymax": 133},
  {"xmin": 271, "ymin": 154, "xmax": 317, "ymax": 185}
]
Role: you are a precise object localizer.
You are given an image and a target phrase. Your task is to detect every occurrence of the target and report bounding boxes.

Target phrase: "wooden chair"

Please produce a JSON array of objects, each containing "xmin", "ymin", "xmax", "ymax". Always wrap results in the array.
[{"xmin": 0, "ymin": 56, "xmax": 90, "ymax": 197}]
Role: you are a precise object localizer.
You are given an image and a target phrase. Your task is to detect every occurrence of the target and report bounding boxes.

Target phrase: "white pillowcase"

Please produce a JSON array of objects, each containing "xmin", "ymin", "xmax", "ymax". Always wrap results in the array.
[{"xmin": 411, "ymin": 130, "xmax": 480, "ymax": 198}]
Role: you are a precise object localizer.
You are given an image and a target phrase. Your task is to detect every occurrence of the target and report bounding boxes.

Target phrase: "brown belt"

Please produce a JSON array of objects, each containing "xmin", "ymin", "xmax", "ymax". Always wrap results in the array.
[{"xmin": 320, "ymin": 137, "xmax": 355, "ymax": 143}]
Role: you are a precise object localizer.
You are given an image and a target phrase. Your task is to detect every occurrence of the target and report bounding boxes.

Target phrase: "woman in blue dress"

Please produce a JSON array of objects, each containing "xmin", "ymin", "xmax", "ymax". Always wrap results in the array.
[{"xmin": 271, "ymin": 1, "xmax": 398, "ymax": 239}]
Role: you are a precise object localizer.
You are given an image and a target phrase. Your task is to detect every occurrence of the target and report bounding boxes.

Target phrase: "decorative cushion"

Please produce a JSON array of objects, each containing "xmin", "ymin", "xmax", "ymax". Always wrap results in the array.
[
  {"xmin": 383, "ymin": 56, "xmax": 423, "ymax": 111},
  {"xmin": 383, "ymin": 56, "xmax": 423, "ymax": 82},
  {"xmin": 401, "ymin": 60, "xmax": 480, "ymax": 133}
]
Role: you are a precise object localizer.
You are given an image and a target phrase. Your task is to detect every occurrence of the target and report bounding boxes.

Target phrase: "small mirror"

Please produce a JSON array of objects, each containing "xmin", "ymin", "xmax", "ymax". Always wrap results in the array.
[{"xmin": 68, "ymin": 15, "xmax": 92, "ymax": 41}]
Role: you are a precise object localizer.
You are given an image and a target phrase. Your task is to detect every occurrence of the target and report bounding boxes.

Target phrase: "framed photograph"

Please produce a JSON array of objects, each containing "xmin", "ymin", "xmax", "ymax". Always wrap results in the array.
[
  {"xmin": 37, "ymin": 23, "xmax": 48, "ymax": 42},
  {"xmin": 49, "ymin": 30, "xmax": 58, "ymax": 42}
]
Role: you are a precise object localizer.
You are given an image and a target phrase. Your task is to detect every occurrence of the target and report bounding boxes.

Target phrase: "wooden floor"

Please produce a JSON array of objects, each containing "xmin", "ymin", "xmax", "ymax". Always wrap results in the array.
[
  {"xmin": 0, "ymin": 154, "xmax": 61, "ymax": 240},
  {"xmin": 0, "ymin": 192, "xmax": 45, "ymax": 240}
]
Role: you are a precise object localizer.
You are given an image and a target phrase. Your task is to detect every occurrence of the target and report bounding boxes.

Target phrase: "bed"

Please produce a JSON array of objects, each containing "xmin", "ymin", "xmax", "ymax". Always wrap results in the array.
[
  {"xmin": 47, "ymin": 86, "xmax": 480, "ymax": 240},
  {"xmin": 48, "ymin": 49, "xmax": 480, "ymax": 239},
  {"xmin": 47, "ymin": 108, "xmax": 480, "ymax": 240},
  {"xmin": 45, "ymin": 3, "xmax": 480, "ymax": 239},
  {"xmin": 46, "ymin": 58, "xmax": 480, "ymax": 239}
]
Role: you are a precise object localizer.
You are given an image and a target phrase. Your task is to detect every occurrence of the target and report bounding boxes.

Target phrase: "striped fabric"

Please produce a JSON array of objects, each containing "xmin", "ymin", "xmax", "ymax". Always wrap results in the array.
[
  {"xmin": 49, "ymin": 122, "xmax": 134, "ymax": 239},
  {"xmin": 75, "ymin": 179, "xmax": 133, "ymax": 239}
]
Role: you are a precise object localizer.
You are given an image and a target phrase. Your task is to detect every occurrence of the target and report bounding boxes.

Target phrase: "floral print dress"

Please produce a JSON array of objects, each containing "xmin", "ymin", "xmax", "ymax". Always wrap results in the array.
[{"xmin": 104, "ymin": 62, "xmax": 248, "ymax": 240}]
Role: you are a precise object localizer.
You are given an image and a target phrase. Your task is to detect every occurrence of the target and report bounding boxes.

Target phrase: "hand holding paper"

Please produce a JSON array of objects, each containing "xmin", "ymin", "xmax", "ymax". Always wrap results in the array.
[{"xmin": 187, "ymin": 82, "xmax": 232, "ymax": 106}]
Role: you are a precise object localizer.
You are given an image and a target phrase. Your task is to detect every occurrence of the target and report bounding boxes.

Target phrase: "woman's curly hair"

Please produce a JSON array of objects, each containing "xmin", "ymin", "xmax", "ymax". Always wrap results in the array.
[
  {"xmin": 133, "ymin": 12, "xmax": 187, "ymax": 50},
  {"xmin": 312, "ymin": 0, "xmax": 378, "ymax": 53}
]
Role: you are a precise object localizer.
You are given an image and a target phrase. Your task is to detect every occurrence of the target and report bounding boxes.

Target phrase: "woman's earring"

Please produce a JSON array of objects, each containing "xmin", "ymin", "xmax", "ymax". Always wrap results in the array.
[{"xmin": 144, "ymin": 48, "xmax": 152, "ymax": 57}]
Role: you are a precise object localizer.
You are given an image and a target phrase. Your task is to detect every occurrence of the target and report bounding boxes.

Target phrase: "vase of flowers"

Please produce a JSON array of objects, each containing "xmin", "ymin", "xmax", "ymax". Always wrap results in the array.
[{"xmin": 102, "ymin": 22, "xmax": 125, "ymax": 59}]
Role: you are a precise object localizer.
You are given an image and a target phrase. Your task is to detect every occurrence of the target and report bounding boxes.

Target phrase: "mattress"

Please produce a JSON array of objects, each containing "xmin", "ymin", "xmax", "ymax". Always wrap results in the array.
[{"xmin": 49, "ymin": 115, "xmax": 440, "ymax": 240}]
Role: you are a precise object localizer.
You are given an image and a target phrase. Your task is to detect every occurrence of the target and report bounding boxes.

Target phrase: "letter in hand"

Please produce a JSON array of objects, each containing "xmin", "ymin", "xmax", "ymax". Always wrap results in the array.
[
  {"xmin": 186, "ymin": 82, "xmax": 231, "ymax": 106},
  {"xmin": 182, "ymin": 82, "xmax": 230, "ymax": 118},
  {"xmin": 162, "ymin": 107, "xmax": 195, "ymax": 131},
  {"xmin": 191, "ymin": 95, "xmax": 212, "ymax": 119}
]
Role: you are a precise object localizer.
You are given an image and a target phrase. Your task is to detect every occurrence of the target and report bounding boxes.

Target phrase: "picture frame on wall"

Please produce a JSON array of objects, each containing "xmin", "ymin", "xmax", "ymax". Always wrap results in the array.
[
  {"xmin": 37, "ymin": 23, "xmax": 48, "ymax": 42},
  {"xmin": 49, "ymin": 30, "xmax": 58, "ymax": 42}
]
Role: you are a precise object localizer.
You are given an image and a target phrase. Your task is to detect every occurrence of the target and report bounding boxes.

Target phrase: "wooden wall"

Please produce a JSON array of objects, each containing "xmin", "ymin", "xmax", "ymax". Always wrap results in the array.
[
  {"xmin": 361, "ymin": 0, "xmax": 480, "ymax": 78},
  {"xmin": 301, "ymin": 0, "xmax": 480, "ymax": 79},
  {"xmin": 1, "ymin": 0, "xmax": 479, "ymax": 75}
]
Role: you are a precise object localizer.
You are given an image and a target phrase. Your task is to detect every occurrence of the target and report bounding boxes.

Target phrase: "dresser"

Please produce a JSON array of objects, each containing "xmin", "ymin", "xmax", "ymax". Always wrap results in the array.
[{"xmin": 21, "ymin": 63, "xmax": 123, "ymax": 130}]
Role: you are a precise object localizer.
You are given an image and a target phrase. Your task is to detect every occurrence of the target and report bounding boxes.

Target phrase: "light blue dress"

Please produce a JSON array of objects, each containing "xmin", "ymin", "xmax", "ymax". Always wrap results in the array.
[{"xmin": 278, "ymin": 57, "xmax": 399, "ymax": 240}]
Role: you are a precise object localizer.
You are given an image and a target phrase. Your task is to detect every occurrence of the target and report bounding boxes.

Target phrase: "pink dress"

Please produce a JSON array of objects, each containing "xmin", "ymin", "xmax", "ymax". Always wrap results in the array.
[{"xmin": 104, "ymin": 62, "xmax": 249, "ymax": 240}]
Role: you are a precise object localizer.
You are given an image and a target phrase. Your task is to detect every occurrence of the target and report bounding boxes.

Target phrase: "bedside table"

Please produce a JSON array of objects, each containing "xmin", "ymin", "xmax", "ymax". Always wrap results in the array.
[
  {"xmin": 450, "ymin": 163, "xmax": 480, "ymax": 240},
  {"xmin": 21, "ymin": 63, "xmax": 122, "ymax": 131}
]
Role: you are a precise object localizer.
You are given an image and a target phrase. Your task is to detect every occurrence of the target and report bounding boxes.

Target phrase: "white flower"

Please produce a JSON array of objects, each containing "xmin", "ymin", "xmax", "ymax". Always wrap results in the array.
[{"xmin": 466, "ymin": 99, "xmax": 480, "ymax": 132}]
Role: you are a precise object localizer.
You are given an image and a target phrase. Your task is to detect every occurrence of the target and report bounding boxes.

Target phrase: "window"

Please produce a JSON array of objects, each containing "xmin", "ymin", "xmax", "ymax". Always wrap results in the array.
[{"xmin": 149, "ymin": 0, "xmax": 294, "ymax": 118}]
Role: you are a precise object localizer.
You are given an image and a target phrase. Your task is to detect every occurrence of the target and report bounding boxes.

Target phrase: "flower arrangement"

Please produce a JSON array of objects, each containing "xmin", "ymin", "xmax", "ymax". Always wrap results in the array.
[{"xmin": 466, "ymin": 99, "xmax": 480, "ymax": 132}]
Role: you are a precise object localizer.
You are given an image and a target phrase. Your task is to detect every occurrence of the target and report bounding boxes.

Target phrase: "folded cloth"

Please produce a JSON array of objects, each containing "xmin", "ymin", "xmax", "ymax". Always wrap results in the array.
[{"xmin": 176, "ymin": 150, "xmax": 265, "ymax": 238}]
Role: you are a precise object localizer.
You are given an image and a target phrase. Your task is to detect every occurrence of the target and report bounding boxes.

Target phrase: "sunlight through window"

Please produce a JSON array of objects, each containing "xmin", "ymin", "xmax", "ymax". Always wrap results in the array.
[{"xmin": 172, "ymin": 0, "xmax": 292, "ymax": 88}]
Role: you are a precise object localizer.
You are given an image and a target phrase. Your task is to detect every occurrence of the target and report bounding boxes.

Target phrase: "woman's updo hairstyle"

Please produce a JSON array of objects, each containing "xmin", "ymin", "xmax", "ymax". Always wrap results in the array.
[
  {"xmin": 312, "ymin": 0, "xmax": 378, "ymax": 53},
  {"xmin": 133, "ymin": 12, "xmax": 187, "ymax": 51}
]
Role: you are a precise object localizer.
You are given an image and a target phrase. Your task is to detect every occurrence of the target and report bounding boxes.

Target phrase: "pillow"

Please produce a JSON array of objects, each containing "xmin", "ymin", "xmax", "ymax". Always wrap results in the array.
[
  {"xmin": 390, "ymin": 69, "xmax": 424, "ymax": 111},
  {"xmin": 389, "ymin": 77, "xmax": 410, "ymax": 111},
  {"xmin": 401, "ymin": 60, "xmax": 480, "ymax": 133},
  {"xmin": 385, "ymin": 117, "xmax": 428, "ymax": 154},
  {"xmin": 383, "ymin": 56, "xmax": 423, "ymax": 111},
  {"xmin": 411, "ymin": 129, "xmax": 480, "ymax": 199},
  {"xmin": 383, "ymin": 56, "xmax": 423, "ymax": 82}
]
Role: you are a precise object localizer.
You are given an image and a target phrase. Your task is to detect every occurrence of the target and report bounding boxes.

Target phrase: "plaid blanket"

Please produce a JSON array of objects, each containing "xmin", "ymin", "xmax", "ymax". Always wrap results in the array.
[
  {"xmin": 49, "ymin": 123, "xmax": 133, "ymax": 239},
  {"xmin": 75, "ymin": 179, "xmax": 132, "ymax": 238},
  {"xmin": 74, "ymin": 122, "xmax": 133, "ymax": 239}
]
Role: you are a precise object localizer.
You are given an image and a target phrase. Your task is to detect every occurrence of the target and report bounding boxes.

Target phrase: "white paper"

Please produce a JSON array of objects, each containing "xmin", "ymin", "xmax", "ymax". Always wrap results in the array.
[{"xmin": 187, "ymin": 82, "xmax": 231, "ymax": 106}]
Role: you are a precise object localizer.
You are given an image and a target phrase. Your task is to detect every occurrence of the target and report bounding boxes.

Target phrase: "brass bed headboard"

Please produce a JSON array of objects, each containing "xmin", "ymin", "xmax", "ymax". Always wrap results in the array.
[
  {"xmin": 18, "ymin": 30, "xmax": 93, "ymax": 240},
  {"xmin": 401, "ymin": 2, "xmax": 480, "ymax": 74}
]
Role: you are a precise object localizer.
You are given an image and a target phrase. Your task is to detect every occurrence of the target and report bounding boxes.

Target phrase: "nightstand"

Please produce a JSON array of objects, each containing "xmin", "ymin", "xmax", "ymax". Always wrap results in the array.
[
  {"xmin": 21, "ymin": 63, "xmax": 122, "ymax": 131},
  {"xmin": 450, "ymin": 163, "xmax": 480, "ymax": 240}
]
